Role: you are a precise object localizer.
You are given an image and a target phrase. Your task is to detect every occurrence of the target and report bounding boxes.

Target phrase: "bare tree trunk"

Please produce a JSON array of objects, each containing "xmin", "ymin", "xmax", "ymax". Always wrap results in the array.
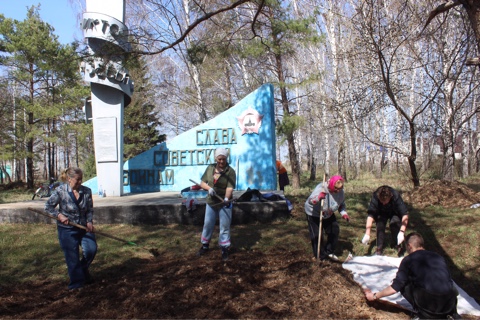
[
  {"xmin": 325, "ymin": 0, "xmax": 346, "ymax": 179},
  {"xmin": 322, "ymin": 100, "xmax": 331, "ymax": 175},
  {"xmin": 374, "ymin": 122, "xmax": 381, "ymax": 178},
  {"xmin": 408, "ymin": 120, "xmax": 420, "ymax": 187},
  {"xmin": 462, "ymin": 121, "xmax": 471, "ymax": 178},
  {"xmin": 27, "ymin": 62, "xmax": 35, "ymax": 189},
  {"xmin": 463, "ymin": 1, "xmax": 480, "ymax": 55},
  {"xmin": 27, "ymin": 113, "xmax": 34, "ymax": 189},
  {"xmin": 307, "ymin": 118, "xmax": 316, "ymax": 181},
  {"xmin": 0, "ymin": 163, "xmax": 12, "ymax": 184},
  {"xmin": 224, "ymin": 60, "xmax": 233, "ymax": 108},
  {"xmin": 275, "ymin": 52, "xmax": 300, "ymax": 189},
  {"xmin": 442, "ymin": 134, "xmax": 456, "ymax": 181}
]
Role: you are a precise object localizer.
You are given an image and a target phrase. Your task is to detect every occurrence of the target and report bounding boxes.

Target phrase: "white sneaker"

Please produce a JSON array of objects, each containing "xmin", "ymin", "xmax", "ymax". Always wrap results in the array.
[{"xmin": 328, "ymin": 254, "xmax": 339, "ymax": 261}]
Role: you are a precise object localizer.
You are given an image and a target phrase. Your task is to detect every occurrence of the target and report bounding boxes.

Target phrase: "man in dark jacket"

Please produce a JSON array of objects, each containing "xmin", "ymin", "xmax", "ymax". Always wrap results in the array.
[
  {"xmin": 365, "ymin": 232, "xmax": 460, "ymax": 319},
  {"xmin": 361, "ymin": 185, "xmax": 408, "ymax": 255}
]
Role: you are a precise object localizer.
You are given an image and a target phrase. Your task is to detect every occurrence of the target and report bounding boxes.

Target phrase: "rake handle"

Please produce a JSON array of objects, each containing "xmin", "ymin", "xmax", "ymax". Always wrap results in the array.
[
  {"xmin": 317, "ymin": 173, "xmax": 328, "ymax": 260},
  {"xmin": 27, "ymin": 207, "xmax": 136, "ymax": 245},
  {"xmin": 188, "ymin": 179, "xmax": 233, "ymax": 203}
]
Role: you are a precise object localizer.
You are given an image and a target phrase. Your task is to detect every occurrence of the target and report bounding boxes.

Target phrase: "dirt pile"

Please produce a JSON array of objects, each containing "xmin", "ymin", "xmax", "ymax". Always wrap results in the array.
[{"xmin": 405, "ymin": 180, "xmax": 480, "ymax": 209}]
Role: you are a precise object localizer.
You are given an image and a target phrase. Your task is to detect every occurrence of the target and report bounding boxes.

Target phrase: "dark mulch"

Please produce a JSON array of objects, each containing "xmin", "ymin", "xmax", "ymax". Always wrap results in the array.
[{"xmin": 0, "ymin": 249, "xmax": 411, "ymax": 319}]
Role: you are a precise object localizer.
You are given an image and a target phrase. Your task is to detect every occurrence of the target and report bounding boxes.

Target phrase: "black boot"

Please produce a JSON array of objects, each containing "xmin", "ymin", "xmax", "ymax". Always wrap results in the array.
[
  {"xmin": 197, "ymin": 244, "xmax": 209, "ymax": 256},
  {"xmin": 221, "ymin": 247, "xmax": 229, "ymax": 261}
]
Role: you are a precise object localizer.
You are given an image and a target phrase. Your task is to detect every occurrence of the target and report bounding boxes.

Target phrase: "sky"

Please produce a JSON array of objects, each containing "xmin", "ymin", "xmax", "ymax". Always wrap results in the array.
[{"xmin": 0, "ymin": 0, "xmax": 81, "ymax": 44}]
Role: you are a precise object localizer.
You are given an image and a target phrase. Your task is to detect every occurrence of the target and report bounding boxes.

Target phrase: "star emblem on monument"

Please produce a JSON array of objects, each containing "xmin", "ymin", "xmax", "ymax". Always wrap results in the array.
[{"xmin": 236, "ymin": 107, "xmax": 264, "ymax": 135}]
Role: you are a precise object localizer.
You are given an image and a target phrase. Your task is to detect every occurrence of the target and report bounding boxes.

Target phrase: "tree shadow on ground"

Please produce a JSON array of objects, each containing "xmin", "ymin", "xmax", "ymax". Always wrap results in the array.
[{"xmin": 409, "ymin": 208, "xmax": 480, "ymax": 304}]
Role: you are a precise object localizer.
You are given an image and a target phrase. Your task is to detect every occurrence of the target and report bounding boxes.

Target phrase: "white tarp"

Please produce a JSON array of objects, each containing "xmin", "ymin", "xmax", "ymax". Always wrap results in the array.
[{"xmin": 342, "ymin": 255, "xmax": 480, "ymax": 316}]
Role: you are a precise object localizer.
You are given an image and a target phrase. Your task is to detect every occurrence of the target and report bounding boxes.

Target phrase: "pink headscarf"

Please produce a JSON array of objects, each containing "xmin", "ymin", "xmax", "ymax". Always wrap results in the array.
[{"xmin": 328, "ymin": 175, "xmax": 344, "ymax": 192}]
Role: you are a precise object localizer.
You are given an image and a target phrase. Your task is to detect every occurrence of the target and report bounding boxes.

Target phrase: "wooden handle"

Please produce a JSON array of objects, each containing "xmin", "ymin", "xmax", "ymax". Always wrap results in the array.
[
  {"xmin": 28, "ymin": 207, "xmax": 87, "ymax": 229},
  {"xmin": 189, "ymin": 179, "xmax": 226, "ymax": 202},
  {"xmin": 27, "ymin": 207, "xmax": 135, "ymax": 245}
]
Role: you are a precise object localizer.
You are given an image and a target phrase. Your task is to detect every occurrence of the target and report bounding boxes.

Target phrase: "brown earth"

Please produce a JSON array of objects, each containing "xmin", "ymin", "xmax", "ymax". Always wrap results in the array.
[
  {"xmin": 0, "ymin": 248, "xmax": 413, "ymax": 319},
  {"xmin": 1, "ymin": 180, "xmax": 480, "ymax": 319}
]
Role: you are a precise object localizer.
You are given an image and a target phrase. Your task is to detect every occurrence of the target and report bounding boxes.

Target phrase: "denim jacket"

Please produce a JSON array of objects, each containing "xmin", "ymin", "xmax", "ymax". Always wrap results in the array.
[{"xmin": 45, "ymin": 183, "xmax": 94, "ymax": 227}]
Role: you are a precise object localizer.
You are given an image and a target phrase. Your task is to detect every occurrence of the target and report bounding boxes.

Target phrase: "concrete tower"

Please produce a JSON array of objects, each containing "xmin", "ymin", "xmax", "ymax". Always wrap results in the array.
[{"xmin": 80, "ymin": 0, "xmax": 133, "ymax": 197}]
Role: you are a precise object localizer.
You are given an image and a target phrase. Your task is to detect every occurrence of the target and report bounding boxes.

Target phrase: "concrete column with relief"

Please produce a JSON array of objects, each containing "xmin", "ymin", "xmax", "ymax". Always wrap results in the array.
[{"xmin": 80, "ymin": 0, "xmax": 133, "ymax": 197}]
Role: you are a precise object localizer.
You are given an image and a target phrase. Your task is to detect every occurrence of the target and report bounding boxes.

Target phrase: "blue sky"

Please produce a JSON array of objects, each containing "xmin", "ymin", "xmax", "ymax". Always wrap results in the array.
[{"xmin": 1, "ymin": 0, "xmax": 81, "ymax": 44}]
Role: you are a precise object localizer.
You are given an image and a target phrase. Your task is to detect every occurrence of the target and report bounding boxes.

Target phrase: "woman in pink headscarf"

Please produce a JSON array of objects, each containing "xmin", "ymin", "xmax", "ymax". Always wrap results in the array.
[{"xmin": 304, "ymin": 175, "xmax": 350, "ymax": 261}]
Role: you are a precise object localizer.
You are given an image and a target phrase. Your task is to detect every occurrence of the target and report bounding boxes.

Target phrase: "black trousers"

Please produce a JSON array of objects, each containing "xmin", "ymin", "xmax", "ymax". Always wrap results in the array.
[
  {"xmin": 402, "ymin": 284, "xmax": 459, "ymax": 319},
  {"xmin": 278, "ymin": 172, "xmax": 290, "ymax": 191},
  {"xmin": 374, "ymin": 214, "xmax": 401, "ymax": 250},
  {"xmin": 306, "ymin": 214, "xmax": 339, "ymax": 260}
]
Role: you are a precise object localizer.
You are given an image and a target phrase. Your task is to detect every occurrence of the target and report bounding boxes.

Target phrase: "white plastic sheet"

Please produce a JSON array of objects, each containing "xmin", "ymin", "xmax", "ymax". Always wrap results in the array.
[{"xmin": 342, "ymin": 255, "xmax": 480, "ymax": 316}]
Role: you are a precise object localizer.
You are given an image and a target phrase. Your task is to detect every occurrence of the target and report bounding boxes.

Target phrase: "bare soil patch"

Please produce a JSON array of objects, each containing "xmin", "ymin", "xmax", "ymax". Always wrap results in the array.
[{"xmin": 0, "ymin": 249, "xmax": 412, "ymax": 319}]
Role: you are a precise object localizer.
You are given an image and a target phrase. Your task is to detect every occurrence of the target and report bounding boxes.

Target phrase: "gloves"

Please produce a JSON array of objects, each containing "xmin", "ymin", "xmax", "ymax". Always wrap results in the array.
[
  {"xmin": 397, "ymin": 231, "xmax": 405, "ymax": 245},
  {"xmin": 224, "ymin": 197, "xmax": 233, "ymax": 208},
  {"xmin": 341, "ymin": 213, "xmax": 350, "ymax": 222},
  {"xmin": 361, "ymin": 234, "xmax": 370, "ymax": 245},
  {"xmin": 208, "ymin": 188, "xmax": 216, "ymax": 196},
  {"xmin": 311, "ymin": 192, "xmax": 326, "ymax": 205}
]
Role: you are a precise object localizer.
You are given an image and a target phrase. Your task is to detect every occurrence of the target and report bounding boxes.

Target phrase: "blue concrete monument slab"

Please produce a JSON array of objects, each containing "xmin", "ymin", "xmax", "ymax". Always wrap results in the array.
[{"xmin": 125, "ymin": 83, "xmax": 276, "ymax": 193}]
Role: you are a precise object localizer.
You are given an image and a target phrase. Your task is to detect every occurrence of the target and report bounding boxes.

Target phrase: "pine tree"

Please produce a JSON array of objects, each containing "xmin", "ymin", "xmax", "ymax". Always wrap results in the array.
[
  {"xmin": 123, "ymin": 54, "xmax": 165, "ymax": 160},
  {"xmin": 0, "ymin": 6, "xmax": 90, "ymax": 187},
  {"xmin": 244, "ymin": 0, "xmax": 321, "ymax": 188}
]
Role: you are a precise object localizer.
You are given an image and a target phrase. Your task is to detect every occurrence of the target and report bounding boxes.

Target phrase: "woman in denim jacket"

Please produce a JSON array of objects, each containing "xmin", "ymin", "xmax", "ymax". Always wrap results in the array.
[{"xmin": 45, "ymin": 167, "xmax": 97, "ymax": 290}]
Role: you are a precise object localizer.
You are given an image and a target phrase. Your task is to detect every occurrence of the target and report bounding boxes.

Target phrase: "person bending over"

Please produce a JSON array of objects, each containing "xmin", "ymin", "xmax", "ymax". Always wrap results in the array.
[{"xmin": 362, "ymin": 185, "xmax": 408, "ymax": 256}]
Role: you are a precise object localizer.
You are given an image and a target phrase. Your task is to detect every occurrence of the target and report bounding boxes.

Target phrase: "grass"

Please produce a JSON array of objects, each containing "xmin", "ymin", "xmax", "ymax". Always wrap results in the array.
[
  {"xmin": 0, "ymin": 172, "xmax": 479, "ymax": 302},
  {"xmin": 0, "ymin": 186, "xmax": 34, "ymax": 204}
]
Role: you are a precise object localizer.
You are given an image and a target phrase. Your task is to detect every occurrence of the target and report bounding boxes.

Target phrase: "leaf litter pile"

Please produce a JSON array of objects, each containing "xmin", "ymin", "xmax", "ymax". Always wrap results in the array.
[
  {"xmin": 1, "ymin": 179, "xmax": 480, "ymax": 319},
  {"xmin": 405, "ymin": 179, "xmax": 480, "ymax": 209}
]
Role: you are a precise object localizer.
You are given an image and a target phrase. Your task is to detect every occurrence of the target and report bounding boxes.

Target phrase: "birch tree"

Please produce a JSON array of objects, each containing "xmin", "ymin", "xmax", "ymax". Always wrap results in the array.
[
  {"xmin": 349, "ymin": 0, "xmax": 448, "ymax": 187},
  {"xmin": 425, "ymin": 0, "xmax": 480, "ymax": 64},
  {"xmin": 424, "ymin": 1, "xmax": 480, "ymax": 180}
]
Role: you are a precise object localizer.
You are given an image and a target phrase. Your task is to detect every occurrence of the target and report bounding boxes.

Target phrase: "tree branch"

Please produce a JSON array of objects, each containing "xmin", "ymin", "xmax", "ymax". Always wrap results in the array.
[
  {"xmin": 421, "ymin": 0, "xmax": 462, "ymax": 34},
  {"xmin": 136, "ymin": 0, "xmax": 259, "ymax": 56}
]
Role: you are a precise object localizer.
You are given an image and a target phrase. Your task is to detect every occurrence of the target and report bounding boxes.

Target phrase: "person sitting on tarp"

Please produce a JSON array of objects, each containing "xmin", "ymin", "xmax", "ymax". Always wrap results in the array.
[
  {"xmin": 361, "ymin": 185, "xmax": 409, "ymax": 256},
  {"xmin": 364, "ymin": 232, "xmax": 460, "ymax": 319},
  {"xmin": 304, "ymin": 175, "xmax": 350, "ymax": 261}
]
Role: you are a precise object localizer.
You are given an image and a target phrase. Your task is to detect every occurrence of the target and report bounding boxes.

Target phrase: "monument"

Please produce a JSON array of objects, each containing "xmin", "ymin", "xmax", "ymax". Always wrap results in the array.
[
  {"xmin": 80, "ymin": 0, "xmax": 133, "ymax": 197},
  {"xmin": 83, "ymin": 83, "xmax": 278, "ymax": 194},
  {"xmin": 79, "ymin": 1, "xmax": 278, "ymax": 195}
]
